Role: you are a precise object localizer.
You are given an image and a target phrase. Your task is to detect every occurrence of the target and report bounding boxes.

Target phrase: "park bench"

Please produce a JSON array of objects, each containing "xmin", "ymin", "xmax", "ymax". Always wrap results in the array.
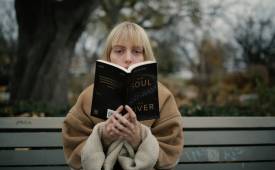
[{"xmin": 0, "ymin": 117, "xmax": 274, "ymax": 170}]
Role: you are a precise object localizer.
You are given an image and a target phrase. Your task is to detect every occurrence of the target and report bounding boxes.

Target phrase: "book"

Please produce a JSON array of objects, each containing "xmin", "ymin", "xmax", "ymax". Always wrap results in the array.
[{"xmin": 91, "ymin": 60, "xmax": 159, "ymax": 121}]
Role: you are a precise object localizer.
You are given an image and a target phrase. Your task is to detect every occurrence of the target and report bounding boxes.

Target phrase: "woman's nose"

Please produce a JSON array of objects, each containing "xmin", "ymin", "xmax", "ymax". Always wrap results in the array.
[{"xmin": 125, "ymin": 50, "xmax": 133, "ymax": 63}]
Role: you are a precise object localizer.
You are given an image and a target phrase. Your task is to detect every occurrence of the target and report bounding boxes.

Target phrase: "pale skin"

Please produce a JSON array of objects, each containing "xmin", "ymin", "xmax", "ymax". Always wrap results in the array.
[{"xmin": 102, "ymin": 41, "xmax": 144, "ymax": 149}]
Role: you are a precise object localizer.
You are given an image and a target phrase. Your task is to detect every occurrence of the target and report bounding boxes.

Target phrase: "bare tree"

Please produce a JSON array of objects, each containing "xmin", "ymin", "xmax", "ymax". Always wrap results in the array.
[{"xmin": 234, "ymin": 15, "xmax": 275, "ymax": 83}]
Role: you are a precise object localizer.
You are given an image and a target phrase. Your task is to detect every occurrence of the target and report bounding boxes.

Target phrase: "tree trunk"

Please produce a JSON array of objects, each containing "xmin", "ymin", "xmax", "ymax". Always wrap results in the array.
[{"xmin": 11, "ymin": 0, "xmax": 98, "ymax": 111}]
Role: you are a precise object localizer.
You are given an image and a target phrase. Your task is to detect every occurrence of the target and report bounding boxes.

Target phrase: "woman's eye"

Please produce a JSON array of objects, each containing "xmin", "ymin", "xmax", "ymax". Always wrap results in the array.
[
  {"xmin": 114, "ymin": 49, "xmax": 123, "ymax": 54},
  {"xmin": 133, "ymin": 49, "xmax": 143, "ymax": 54}
]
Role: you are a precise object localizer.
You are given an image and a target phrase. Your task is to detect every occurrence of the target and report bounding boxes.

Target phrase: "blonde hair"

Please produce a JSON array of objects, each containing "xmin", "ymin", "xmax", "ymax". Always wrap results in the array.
[{"xmin": 101, "ymin": 21, "xmax": 155, "ymax": 61}]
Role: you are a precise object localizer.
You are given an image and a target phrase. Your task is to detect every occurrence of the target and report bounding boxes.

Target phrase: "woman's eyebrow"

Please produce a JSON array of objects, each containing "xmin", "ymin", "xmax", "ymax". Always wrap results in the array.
[
  {"xmin": 132, "ymin": 46, "xmax": 143, "ymax": 49},
  {"xmin": 112, "ymin": 45, "xmax": 125, "ymax": 48}
]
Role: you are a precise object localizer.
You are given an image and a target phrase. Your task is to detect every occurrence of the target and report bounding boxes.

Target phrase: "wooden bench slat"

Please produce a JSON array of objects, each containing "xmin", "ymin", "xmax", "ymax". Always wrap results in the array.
[
  {"xmin": 184, "ymin": 130, "xmax": 275, "ymax": 145},
  {"xmin": 1, "ymin": 130, "xmax": 274, "ymax": 147},
  {"xmin": 1, "ymin": 117, "xmax": 275, "ymax": 129},
  {"xmin": 0, "ymin": 117, "xmax": 63, "ymax": 129},
  {"xmin": 182, "ymin": 117, "xmax": 275, "ymax": 128},
  {"xmin": 1, "ymin": 146, "xmax": 274, "ymax": 166},
  {"xmin": 0, "ymin": 132, "xmax": 62, "ymax": 147},
  {"xmin": 175, "ymin": 162, "xmax": 275, "ymax": 170},
  {"xmin": 0, "ymin": 150, "xmax": 65, "ymax": 165},
  {"xmin": 180, "ymin": 146, "xmax": 275, "ymax": 162},
  {"xmin": 0, "ymin": 167, "xmax": 69, "ymax": 170}
]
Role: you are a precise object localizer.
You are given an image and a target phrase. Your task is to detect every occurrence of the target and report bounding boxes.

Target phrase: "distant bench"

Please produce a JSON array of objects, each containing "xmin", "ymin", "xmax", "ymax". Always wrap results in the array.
[{"xmin": 0, "ymin": 117, "xmax": 274, "ymax": 170}]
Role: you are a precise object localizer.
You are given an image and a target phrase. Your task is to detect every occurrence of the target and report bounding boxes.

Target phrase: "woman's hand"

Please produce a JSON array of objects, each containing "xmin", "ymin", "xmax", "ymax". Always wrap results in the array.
[
  {"xmin": 102, "ymin": 105, "xmax": 124, "ymax": 146},
  {"xmin": 123, "ymin": 105, "xmax": 142, "ymax": 150},
  {"xmin": 102, "ymin": 105, "xmax": 142, "ymax": 150}
]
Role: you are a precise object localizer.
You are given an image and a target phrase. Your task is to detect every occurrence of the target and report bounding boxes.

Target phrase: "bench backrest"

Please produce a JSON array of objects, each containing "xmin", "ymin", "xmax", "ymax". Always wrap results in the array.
[
  {"xmin": 0, "ymin": 117, "xmax": 66, "ymax": 170},
  {"xmin": 177, "ymin": 117, "xmax": 275, "ymax": 170},
  {"xmin": 0, "ymin": 117, "xmax": 274, "ymax": 170}
]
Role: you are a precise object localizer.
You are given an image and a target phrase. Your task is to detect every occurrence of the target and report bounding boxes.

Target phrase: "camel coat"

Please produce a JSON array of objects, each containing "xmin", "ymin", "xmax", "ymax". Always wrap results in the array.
[{"xmin": 62, "ymin": 82, "xmax": 183, "ymax": 170}]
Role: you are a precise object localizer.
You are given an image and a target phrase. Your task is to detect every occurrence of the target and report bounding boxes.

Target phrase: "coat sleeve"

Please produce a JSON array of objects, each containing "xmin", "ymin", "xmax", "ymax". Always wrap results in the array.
[
  {"xmin": 62, "ymin": 86, "xmax": 95, "ymax": 170},
  {"xmin": 152, "ymin": 83, "xmax": 184, "ymax": 169}
]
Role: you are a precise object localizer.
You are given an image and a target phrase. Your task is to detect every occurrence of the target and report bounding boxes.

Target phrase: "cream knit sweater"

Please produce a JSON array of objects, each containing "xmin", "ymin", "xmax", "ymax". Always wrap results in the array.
[{"xmin": 81, "ymin": 122, "xmax": 159, "ymax": 170}]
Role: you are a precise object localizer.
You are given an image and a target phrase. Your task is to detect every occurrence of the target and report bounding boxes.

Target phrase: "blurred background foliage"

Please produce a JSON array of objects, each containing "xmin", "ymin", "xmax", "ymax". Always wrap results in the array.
[{"xmin": 0, "ymin": 0, "xmax": 274, "ymax": 117}]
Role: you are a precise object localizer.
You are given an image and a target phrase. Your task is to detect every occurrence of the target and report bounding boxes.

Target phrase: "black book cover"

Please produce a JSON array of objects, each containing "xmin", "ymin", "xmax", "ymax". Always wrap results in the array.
[{"xmin": 91, "ymin": 60, "xmax": 159, "ymax": 120}]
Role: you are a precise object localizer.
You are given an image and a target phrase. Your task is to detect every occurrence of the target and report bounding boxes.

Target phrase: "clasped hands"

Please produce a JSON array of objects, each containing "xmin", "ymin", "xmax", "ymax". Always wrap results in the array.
[{"xmin": 102, "ymin": 105, "xmax": 141, "ymax": 150}]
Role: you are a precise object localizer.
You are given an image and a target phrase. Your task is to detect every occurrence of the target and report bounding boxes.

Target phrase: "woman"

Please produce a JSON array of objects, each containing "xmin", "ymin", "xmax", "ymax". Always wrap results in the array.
[{"xmin": 62, "ymin": 21, "xmax": 183, "ymax": 170}]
